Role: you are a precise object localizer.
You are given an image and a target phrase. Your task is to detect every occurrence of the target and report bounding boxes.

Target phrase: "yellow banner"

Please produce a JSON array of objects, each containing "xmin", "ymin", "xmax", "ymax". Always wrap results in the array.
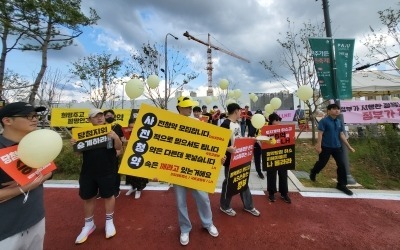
[
  {"xmin": 72, "ymin": 124, "xmax": 111, "ymax": 140},
  {"xmin": 119, "ymin": 104, "xmax": 231, "ymax": 193},
  {"xmin": 50, "ymin": 108, "xmax": 132, "ymax": 127}
]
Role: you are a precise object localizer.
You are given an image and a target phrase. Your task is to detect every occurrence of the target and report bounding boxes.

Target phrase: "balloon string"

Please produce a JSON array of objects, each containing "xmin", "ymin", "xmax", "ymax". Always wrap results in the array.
[{"xmin": 18, "ymin": 186, "xmax": 29, "ymax": 204}]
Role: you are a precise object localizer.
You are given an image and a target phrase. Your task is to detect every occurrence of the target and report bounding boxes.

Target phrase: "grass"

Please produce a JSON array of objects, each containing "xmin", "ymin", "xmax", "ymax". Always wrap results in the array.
[{"xmin": 295, "ymin": 138, "xmax": 400, "ymax": 190}]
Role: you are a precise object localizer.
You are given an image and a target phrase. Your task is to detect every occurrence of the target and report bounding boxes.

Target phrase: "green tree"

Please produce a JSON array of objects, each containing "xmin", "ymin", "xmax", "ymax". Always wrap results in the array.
[
  {"xmin": 70, "ymin": 53, "xmax": 122, "ymax": 108},
  {"xmin": 260, "ymin": 19, "xmax": 326, "ymax": 143},
  {"xmin": 0, "ymin": 0, "xmax": 99, "ymax": 104},
  {"xmin": 126, "ymin": 42, "xmax": 198, "ymax": 109}
]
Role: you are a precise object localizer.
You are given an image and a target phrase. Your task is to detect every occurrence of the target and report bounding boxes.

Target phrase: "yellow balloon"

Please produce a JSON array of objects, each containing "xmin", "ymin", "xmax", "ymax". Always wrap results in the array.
[
  {"xmin": 226, "ymin": 98, "xmax": 236, "ymax": 105},
  {"xmin": 270, "ymin": 97, "xmax": 282, "ymax": 109},
  {"xmin": 251, "ymin": 114, "xmax": 265, "ymax": 129},
  {"xmin": 251, "ymin": 95, "xmax": 258, "ymax": 103},
  {"xmin": 193, "ymin": 101, "xmax": 200, "ymax": 107},
  {"xmin": 125, "ymin": 79, "xmax": 144, "ymax": 99},
  {"xmin": 298, "ymin": 85, "xmax": 313, "ymax": 101},
  {"xmin": 17, "ymin": 129, "xmax": 63, "ymax": 169},
  {"xmin": 228, "ymin": 91, "xmax": 235, "ymax": 99},
  {"xmin": 219, "ymin": 79, "xmax": 229, "ymax": 90},
  {"xmin": 265, "ymin": 104, "xmax": 274, "ymax": 114},
  {"xmin": 147, "ymin": 75, "xmax": 160, "ymax": 89},
  {"xmin": 392, "ymin": 97, "xmax": 400, "ymax": 101},
  {"xmin": 233, "ymin": 89, "xmax": 242, "ymax": 99},
  {"xmin": 205, "ymin": 96, "xmax": 212, "ymax": 104}
]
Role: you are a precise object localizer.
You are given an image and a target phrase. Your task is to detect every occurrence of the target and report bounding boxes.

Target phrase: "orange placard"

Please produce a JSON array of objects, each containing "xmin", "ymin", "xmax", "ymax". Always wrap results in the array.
[
  {"xmin": 122, "ymin": 127, "xmax": 133, "ymax": 140},
  {"xmin": 199, "ymin": 116, "xmax": 209, "ymax": 122},
  {"xmin": 0, "ymin": 145, "xmax": 57, "ymax": 186}
]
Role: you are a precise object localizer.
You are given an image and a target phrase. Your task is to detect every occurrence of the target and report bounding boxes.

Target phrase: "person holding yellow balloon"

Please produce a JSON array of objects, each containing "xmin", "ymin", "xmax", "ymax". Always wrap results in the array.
[
  {"xmin": 72, "ymin": 109, "xmax": 122, "ymax": 244},
  {"xmin": 0, "ymin": 102, "xmax": 53, "ymax": 250}
]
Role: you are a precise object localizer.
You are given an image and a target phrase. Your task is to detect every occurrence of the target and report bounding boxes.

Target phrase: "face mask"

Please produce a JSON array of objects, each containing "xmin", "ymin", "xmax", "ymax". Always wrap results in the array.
[{"xmin": 105, "ymin": 117, "xmax": 115, "ymax": 123}]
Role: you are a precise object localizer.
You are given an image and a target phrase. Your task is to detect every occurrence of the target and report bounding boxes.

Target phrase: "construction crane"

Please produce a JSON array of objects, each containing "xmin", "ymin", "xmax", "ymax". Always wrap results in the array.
[{"xmin": 183, "ymin": 31, "xmax": 250, "ymax": 96}]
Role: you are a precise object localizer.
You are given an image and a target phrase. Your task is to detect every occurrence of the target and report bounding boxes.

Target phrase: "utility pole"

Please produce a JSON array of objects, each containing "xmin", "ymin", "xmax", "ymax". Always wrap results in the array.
[{"xmin": 321, "ymin": 0, "xmax": 356, "ymax": 184}]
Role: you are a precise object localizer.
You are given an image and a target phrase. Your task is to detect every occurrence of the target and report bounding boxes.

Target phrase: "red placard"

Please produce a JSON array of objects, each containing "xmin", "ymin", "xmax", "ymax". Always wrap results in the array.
[
  {"xmin": 0, "ymin": 145, "xmax": 57, "ymax": 186},
  {"xmin": 229, "ymin": 137, "xmax": 255, "ymax": 168},
  {"xmin": 122, "ymin": 127, "xmax": 133, "ymax": 140},
  {"xmin": 259, "ymin": 124, "xmax": 295, "ymax": 149}
]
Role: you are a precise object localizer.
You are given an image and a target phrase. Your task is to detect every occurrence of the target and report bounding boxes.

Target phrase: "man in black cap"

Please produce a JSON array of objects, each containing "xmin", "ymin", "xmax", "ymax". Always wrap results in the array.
[{"xmin": 0, "ymin": 102, "xmax": 53, "ymax": 249}]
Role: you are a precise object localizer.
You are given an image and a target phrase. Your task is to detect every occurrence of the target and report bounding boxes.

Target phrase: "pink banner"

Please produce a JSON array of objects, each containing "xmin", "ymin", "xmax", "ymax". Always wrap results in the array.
[{"xmin": 341, "ymin": 100, "xmax": 400, "ymax": 124}]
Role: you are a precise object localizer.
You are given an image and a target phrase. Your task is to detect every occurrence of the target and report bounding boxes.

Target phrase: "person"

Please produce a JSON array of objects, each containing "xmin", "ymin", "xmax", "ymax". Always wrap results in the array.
[
  {"xmin": 72, "ymin": 109, "xmax": 122, "ymax": 244},
  {"xmin": 125, "ymin": 118, "xmax": 148, "ymax": 199},
  {"xmin": 0, "ymin": 102, "xmax": 53, "ymax": 250},
  {"xmin": 201, "ymin": 105, "xmax": 212, "ymax": 123},
  {"xmin": 240, "ymin": 105, "xmax": 252, "ymax": 137},
  {"xmin": 211, "ymin": 105, "xmax": 220, "ymax": 125},
  {"xmin": 309, "ymin": 104, "xmax": 355, "ymax": 196},
  {"xmin": 103, "ymin": 109, "xmax": 124, "ymax": 198},
  {"xmin": 265, "ymin": 113, "xmax": 291, "ymax": 203},
  {"xmin": 247, "ymin": 109, "xmax": 265, "ymax": 179},
  {"xmin": 217, "ymin": 113, "xmax": 227, "ymax": 126},
  {"xmin": 220, "ymin": 103, "xmax": 260, "ymax": 217},
  {"xmin": 294, "ymin": 105, "xmax": 305, "ymax": 127},
  {"xmin": 174, "ymin": 96, "xmax": 219, "ymax": 246}
]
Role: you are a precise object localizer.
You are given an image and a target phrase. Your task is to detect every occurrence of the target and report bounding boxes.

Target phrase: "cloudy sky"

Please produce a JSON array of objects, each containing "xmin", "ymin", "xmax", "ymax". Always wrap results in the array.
[{"xmin": 6, "ymin": 0, "xmax": 399, "ymax": 102}]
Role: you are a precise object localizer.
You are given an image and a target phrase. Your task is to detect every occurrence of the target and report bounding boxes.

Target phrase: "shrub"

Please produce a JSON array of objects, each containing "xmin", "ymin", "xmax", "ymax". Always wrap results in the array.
[{"xmin": 53, "ymin": 141, "xmax": 81, "ymax": 177}]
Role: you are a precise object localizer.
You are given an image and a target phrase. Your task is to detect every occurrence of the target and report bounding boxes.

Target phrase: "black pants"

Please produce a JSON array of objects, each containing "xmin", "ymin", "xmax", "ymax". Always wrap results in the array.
[
  {"xmin": 253, "ymin": 143, "xmax": 262, "ymax": 175},
  {"xmin": 311, "ymin": 147, "xmax": 347, "ymax": 186},
  {"xmin": 266, "ymin": 169, "xmax": 288, "ymax": 196}
]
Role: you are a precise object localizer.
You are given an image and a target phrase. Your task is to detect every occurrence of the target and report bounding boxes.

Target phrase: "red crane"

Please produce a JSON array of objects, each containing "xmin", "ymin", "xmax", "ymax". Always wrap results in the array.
[{"xmin": 183, "ymin": 31, "xmax": 250, "ymax": 96}]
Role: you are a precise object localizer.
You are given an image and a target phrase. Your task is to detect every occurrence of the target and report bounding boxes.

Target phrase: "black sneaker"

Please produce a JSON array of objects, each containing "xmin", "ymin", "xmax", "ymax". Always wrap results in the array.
[
  {"xmin": 336, "ymin": 185, "xmax": 353, "ymax": 196},
  {"xmin": 268, "ymin": 194, "xmax": 276, "ymax": 202},
  {"xmin": 309, "ymin": 171, "xmax": 316, "ymax": 182},
  {"xmin": 281, "ymin": 195, "xmax": 292, "ymax": 204},
  {"xmin": 257, "ymin": 172, "xmax": 265, "ymax": 180}
]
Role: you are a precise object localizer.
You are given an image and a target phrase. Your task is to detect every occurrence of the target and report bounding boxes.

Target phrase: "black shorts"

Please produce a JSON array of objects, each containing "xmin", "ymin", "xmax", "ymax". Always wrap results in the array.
[{"xmin": 79, "ymin": 174, "xmax": 115, "ymax": 200}]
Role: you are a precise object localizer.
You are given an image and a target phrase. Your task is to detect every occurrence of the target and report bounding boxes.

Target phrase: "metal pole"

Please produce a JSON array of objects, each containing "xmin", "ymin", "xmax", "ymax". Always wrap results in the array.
[
  {"xmin": 164, "ymin": 33, "xmax": 178, "ymax": 110},
  {"xmin": 321, "ymin": 0, "xmax": 356, "ymax": 184},
  {"xmin": 122, "ymin": 81, "xmax": 125, "ymax": 109}
]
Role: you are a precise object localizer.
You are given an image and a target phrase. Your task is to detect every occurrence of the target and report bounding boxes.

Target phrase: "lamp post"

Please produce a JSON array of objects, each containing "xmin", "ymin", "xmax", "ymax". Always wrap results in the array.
[{"xmin": 165, "ymin": 33, "xmax": 178, "ymax": 110}]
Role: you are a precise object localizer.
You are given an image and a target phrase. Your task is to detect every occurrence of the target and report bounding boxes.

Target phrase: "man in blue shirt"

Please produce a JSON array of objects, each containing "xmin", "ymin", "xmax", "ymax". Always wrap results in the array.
[{"xmin": 309, "ymin": 104, "xmax": 355, "ymax": 195}]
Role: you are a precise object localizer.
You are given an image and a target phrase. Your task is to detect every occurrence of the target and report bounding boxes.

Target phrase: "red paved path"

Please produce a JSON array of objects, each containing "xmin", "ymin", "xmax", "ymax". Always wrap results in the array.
[{"xmin": 44, "ymin": 188, "xmax": 400, "ymax": 250}]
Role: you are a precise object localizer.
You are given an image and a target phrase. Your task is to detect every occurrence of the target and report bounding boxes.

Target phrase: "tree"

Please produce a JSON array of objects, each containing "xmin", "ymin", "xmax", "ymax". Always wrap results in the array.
[
  {"xmin": 260, "ymin": 19, "xmax": 326, "ymax": 143},
  {"xmin": 1, "ymin": 0, "xmax": 99, "ymax": 104},
  {"xmin": 37, "ymin": 68, "xmax": 69, "ymax": 108},
  {"xmin": 125, "ymin": 42, "xmax": 198, "ymax": 109},
  {"xmin": 70, "ymin": 53, "xmax": 122, "ymax": 108},
  {"xmin": 361, "ymin": 4, "xmax": 400, "ymax": 71},
  {"xmin": 1, "ymin": 69, "xmax": 32, "ymax": 102}
]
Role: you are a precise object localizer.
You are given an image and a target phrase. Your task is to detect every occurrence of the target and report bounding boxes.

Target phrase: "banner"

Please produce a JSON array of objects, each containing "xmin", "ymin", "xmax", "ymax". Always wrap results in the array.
[
  {"xmin": 119, "ymin": 104, "xmax": 231, "ymax": 193},
  {"xmin": 260, "ymin": 124, "xmax": 296, "ymax": 171},
  {"xmin": 225, "ymin": 138, "xmax": 255, "ymax": 197},
  {"xmin": 50, "ymin": 108, "xmax": 132, "ymax": 127},
  {"xmin": 309, "ymin": 38, "xmax": 335, "ymax": 99},
  {"xmin": 0, "ymin": 145, "xmax": 57, "ymax": 186},
  {"xmin": 335, "ymin": 39, "xmax": 355, "ymax": 99},
  {"xmin": 71, "ymin": 124, "xmax": 111, "ymax": 152},
  {"xmin": 341, "ymin": 100, "xmax": 400, "ymax": 124}
]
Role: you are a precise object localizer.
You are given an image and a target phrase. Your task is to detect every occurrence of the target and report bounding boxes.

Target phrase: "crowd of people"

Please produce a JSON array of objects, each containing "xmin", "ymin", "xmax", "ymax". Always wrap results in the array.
[{"xmin": 0, "ymin": 99, "xmax": 356, "ymax": 248}]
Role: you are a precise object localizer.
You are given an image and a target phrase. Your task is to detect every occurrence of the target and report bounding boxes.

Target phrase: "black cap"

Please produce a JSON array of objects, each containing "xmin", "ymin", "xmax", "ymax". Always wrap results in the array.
[
  {"xmin": 327, "ymin": 104, "xmax": 340, "ymax": 110},
  {"xmin": 255, "ymin": 109, "xmax": 263, "ymax": 114},
  {"xmin": 0, "ymin": 102, "xmax": 46, "ymax": 120},
  {"xmin": 268, "ymin": 112, "xmax": 282, "ymax": 124}
]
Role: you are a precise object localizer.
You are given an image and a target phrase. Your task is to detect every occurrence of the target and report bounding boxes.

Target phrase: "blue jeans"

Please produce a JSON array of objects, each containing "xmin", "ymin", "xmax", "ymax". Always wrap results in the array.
[
  {"xmin": 174, "ymin": 185, "xmax": 213, "ymax": 233},
  {"xmin": 240, "ymin": 122, "xmax": 246, "ymax": 137}
]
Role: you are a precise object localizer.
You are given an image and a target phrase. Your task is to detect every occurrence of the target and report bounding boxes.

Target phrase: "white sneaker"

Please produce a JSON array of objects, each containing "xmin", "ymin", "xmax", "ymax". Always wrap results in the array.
[
  {"xmin": 125, "ymin": 188, "xmax": 136, "ymax": 196},
  {"xmin": 75, "ymin": 224, "xmax": 96, "ymax": 244},
  {"xmin": 206, "ymin": 224, "xmax": 219, "ymax": 237},
  {"xmin": 180, "ymin": 232, "xmax": 189, "ymax": 245},
  {"xmin": 134, "ymin": 190, "xmax": 141, "ymax": 199},
  {"xmin": 105, "ymin": 222, "xmax": 116, "ymax": 239}
]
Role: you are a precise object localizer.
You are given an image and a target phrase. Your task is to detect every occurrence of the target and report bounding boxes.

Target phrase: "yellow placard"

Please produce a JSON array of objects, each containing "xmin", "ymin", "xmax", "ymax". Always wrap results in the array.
[
  {"xmin": 119, "ymin": 104, "xmax": 231, "ymax": 193},
  {"xmin": 72, "ymin": 124, "xmax": 111, "ymax": 140},
  {"xmin": 50, "ymin": 108, "xmax": 132, "ymax": 127}
]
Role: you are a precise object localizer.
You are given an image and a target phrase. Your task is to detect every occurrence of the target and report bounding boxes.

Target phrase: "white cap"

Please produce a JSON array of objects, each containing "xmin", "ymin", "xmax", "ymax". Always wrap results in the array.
[{"xmin": 88, "ymin": 108, "xmax": 103, "ymax": 118}]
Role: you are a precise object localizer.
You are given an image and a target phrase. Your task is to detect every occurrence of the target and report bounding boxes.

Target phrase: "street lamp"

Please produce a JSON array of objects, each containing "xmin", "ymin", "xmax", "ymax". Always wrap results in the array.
[{"xmin": 165, "ymin": 33, "xmax": 178, "ymax": 109}]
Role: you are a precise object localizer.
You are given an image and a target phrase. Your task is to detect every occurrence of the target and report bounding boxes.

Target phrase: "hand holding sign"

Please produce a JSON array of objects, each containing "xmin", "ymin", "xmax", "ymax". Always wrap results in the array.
[{"xmin": 17, "ymin": 129, "xmax": 63, "ymax": 168}]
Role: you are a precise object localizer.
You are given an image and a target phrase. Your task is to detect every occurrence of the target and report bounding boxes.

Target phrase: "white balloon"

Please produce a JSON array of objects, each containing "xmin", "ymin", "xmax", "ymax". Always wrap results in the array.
[
  {"xmin": 125, "ymin": 79, "xmax": 144, "ymax": 99},
  {"xmin": 265, "ymin": 104, "xmax": 274, "ymax": 114},
  {"xmin": 251, "ymin": 114, "xmax": 266, "ymax": 129},
  {"xmin": 225, "ymin": 98, "xmax": 236, "ymax": 105},
  {"xmin": 219, "ymin": 79, "xmax": 229, "ymax": 90},
  {"xmin": 392, "ymin": 97, "xmax": 400, "ymax": 101},
  {"xmin": 205, "ymin": 96, "xmax": 212, "ymax": 104},
  {"xmin": 18, "ymin": 130, "xmax": 63, "ymax": 169},
  {"xmin": 251, "ymin": 96, "xmax": 258, "ymax": 103},
  {"xmin": 147, "ymin": 75, "xmax": 160, "ymax": 89},
  {"xmin": 233, "ymin": 89, "xmax": 242, "ymax": 99}
]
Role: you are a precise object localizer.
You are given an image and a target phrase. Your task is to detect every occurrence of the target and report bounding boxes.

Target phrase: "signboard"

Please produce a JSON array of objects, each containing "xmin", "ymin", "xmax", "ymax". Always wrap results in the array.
[
  {"xmin": 309, "ymin": 38, "xmax": 335, "ymax": 99},
  {"xmin": 71, "ymin": 124, "xmax": 111, "ymax": 152},
  {"xmin": 341, "ymin": 100, "xmax": 400, "ymax": 124},
  {"xmin": 260, "ymin": 124, "xmax": 296, "ymax": 171},
  {"xmin": 0, "ymin": 145, "xmax": 56, "ymax": 186},
  {"xmin": 335, "ymin": 39, "xmax": 355, "ymax": 99},
  {"xmin": 225, "ymin": 138, "xmax": 255, "ymax": 197},
  {"xmin": 50, "ymin": 108, "xmax": 131, "ymax": 127},
  {"xmin": 119, "ymin": 104, "xmax": 231, "ymax": 193}
]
